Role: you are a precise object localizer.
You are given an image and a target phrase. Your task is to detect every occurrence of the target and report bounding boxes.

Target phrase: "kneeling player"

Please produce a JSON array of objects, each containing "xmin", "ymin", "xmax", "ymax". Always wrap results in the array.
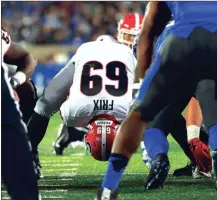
[
  {"xmin": 27, "ymin": 35, "xmax": 137, "ymax": 177},
  {"xmin": 52, "ymin": 13, "xmax": 144, "ymax": 155}
]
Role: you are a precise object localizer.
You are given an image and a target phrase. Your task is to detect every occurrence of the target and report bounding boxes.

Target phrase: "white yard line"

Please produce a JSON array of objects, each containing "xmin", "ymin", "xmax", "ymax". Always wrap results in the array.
[
  {"xmin": 42, "ymin": 168, "xmax": 78, "ymax": 172},
  {"xmin": 41, "ymin": 190, "xmax": 68, "ymax": 192},
  {"xmin": 39, "ymin": 178, "xmax": 75, "ymax": 182},
  {"xmin": 43, "ymin": 196, "xmax": 64, "ymax": 199},
  {"xmin": 69, "ymin": 153, "xmax": 85, "ymax": 156},
  {"xmin": 59, "ymin": 172, "xmax": 78, "ymax": 177},
  {"xmin": 42, "ymin": 159, "xmax": 83, "ymax": 163},
  {"xmin": 40, "ymin": 153, "xmax": 85, "ymax": 179},
  {"xmin": 42, "ymin": 163, "xmax": 81, "ymax": 167}
]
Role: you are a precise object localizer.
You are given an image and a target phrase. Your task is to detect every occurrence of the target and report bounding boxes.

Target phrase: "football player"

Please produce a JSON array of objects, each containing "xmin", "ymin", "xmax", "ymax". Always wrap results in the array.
[
  {"xmin": 27, "ymin": 35, "xmax": 137, "ymax": 177},
  {"xmin": 97, "ymin": 2, "xmax": 217, "ymax": 198},
  {"xmin": 2, "ymin": 27, "xmax": 38, "ymax": 123},
  {"xmin": 52, "ymin": 13, "xmax": 143, "ymax": 156},
  {"xmin": 133, "ymin": 31, "xmax": 212, "ymax": 178},
  {"xmin": 2, "ymin": 28, "xmax": 40, "ymax": 200}
]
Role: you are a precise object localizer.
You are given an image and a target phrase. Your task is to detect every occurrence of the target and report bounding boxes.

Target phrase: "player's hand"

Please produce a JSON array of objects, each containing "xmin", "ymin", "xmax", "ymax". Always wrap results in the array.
[{"xmin": 13, "ymin": 89, "xmax": 20, "ymax": 102}]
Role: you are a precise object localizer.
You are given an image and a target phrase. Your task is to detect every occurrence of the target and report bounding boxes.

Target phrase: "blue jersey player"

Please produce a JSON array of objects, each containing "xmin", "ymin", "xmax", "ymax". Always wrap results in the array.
[{"xmin": 97, "ymin": 2, "xmax": 217, "ymax": 199}]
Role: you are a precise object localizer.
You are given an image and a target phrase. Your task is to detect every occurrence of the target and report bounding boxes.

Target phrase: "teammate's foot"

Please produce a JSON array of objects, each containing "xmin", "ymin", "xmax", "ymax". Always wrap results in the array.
[
  {"xmin": 52, "ymin": 142, "xmax": 63, "ymax": 155},
  {"xmin": 33, "ymin": 153, "xmax": 44, "ymax": 179},
  {"xmin": 213, "ymin": 151, "xmax": 217, "ymax": 189},
  {"xmin": 192, "ymin": 165, "xmax": 212, "ymax": 179},
  {"xmin": 173, "ymin": 162, "xmax": 192, "ymax": 177},
  {"xmin": 96, "ymin": 188, "xmax": 118, "ymax": 200},
  {"xmin": 144, "ymin": 153, "xmax": 170, "ymax": 189}
]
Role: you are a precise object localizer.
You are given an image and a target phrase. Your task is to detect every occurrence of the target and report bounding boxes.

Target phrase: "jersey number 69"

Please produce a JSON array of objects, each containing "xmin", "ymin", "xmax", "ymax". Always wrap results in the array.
[{"xmin": 80, "ymin": 61, "xmax": 128, "ymax": 96}]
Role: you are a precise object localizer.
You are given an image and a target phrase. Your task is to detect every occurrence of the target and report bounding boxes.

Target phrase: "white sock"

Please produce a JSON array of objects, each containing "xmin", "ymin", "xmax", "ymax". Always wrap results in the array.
[{"xmin": 187, "ymin": 125, "xmax": 200, "ymax": 142}]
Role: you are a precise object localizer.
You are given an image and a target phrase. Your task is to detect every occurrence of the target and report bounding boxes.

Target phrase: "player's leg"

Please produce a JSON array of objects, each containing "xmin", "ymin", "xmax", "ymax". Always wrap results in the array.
[
  {"xmin": 186, "ymin": 97, "xmax": 202, "ymax": 141},
  {"xmin": 143, "ymin": 103, "xmax": 200, "ymax": 178},
  {"xmin": 174, "ymin": 98, "xmax": 212, "ymax": 178},
  {"xmin": 195, "ymin": 79, "xmax": 217, "ymax": 188},
  {"xmin": 98, "ymin": 29, "xmax": 216, "ymax": 197},
  {"xmin": 53, "ymin": 124, "xmax": 70, "ymax": 155},
  {"xmin": 53, "ymin": 124, "xmax": 87, "ymax": 155},
  {"xmin": 141, "ymin": 107, "xmax": 195, "ymax": 170},
  {"xmin": 144, "ymin": 106, "xmax": 210, "ymax": 178},
  {"xmin": 99, "ymin": 58, "xmax": 193, "ymax": 197},
  {"xmin": 2, "ymin": 66, "xmax": 40, "ymax": 200},
  {"xmin": 27, "ymin": 62, "xmax": 75, "ymax": 178}
]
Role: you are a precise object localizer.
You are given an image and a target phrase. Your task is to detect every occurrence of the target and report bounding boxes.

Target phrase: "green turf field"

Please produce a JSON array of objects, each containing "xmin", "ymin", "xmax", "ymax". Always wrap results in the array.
[{"xmin": 2, "ymin": 114, "xmax": 216, "ymax": 200}]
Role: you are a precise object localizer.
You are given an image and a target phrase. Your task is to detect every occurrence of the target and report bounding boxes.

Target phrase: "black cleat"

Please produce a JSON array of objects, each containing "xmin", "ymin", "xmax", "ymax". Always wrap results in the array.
[
  {"xmin": 96, "ymin": 188, "xmax": 118, "ymax": 200},
  {"xmin": 52, "ymin": 142, "xmax": 63, "ymax": 155},
  {"xmin": 173, "ymin": 162, "xmax": 193, "ymax": 177},
  {"xmin": 213, "ymin": 151, "xmax": 217, "ymax": 190},
  {"xmin": 33, "ymin": 153, "xmax": 44, "ymax": 180},
  {"xmin": 144, "ymin": 153, "xmax": 170, "ymax": 190}
]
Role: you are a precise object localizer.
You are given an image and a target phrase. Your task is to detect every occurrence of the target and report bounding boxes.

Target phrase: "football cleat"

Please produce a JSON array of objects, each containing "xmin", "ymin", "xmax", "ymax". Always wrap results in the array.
[
  {"xmin": 173, "ymin": 162, "xmax": 193, "ymax": 177},
  {"xmin": 96, "ymin": 188, "xmax": 118, "ymax": 200},
  {"xmin": 192, "ymin": 165, "xmax": 212, "ymax": 179},
  {"xmin": 52, "ymin": 142, "xmax": 63, "ymax": 155},
  {"xmin": 173, "ymin": 162, "xmax": 212, "ymax": 178},
  {"xmin": 144, "ymin": 153, "xmax": 170, "ymax": 190}
]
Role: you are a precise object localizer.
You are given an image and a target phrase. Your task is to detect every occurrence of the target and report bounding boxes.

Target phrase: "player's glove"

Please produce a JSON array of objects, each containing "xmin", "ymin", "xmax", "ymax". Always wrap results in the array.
[
  {"xmin": 189, "ymin": 138, "xmax": 212, "ymax": 173},
  {"xmin": 10, "ymin": 76, "xmax": 21, "ymax": 89}
]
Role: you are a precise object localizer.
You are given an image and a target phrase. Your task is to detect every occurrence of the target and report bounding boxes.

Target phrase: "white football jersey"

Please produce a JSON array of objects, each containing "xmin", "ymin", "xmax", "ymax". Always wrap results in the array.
[{"xmin": 60, "ymin": 40, "xmax": 137, "ymax": 127}]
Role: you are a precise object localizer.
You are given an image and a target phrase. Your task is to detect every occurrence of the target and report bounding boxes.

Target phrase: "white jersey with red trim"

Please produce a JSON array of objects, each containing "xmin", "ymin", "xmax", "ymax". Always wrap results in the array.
[
  {"xmin": 60, "ymin": 40, "xmax": 137, "ymax": 127},
  {"xmin": 1, "ymin": 28, "xmax": 11, "ymax": 61}
]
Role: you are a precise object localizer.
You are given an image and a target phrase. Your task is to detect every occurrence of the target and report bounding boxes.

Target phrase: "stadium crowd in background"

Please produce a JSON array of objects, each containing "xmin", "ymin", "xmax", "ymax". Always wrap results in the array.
[
  {"xmin": 2, "ymin": 2, "xmax": 147, "ymax": 65},
  {"xmin": 2, "ymin": 1, "xmax": 146, "ymax": 46}
]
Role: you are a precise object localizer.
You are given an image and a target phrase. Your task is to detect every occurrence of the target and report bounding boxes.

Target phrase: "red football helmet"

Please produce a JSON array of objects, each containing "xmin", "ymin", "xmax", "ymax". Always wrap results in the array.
[
  {"xmin": 84, "ymin": 114, "xmax": 120, "ymax": 161},
  {"xmin": 117, "ymin": 13, "xmax": 143, "ymax": 47}
]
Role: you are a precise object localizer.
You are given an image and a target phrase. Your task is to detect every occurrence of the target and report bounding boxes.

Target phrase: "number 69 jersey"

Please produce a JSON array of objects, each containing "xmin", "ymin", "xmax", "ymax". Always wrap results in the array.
[{"xmin": 60, "ymin": 40, "xmax": 137, "ymax": 127}]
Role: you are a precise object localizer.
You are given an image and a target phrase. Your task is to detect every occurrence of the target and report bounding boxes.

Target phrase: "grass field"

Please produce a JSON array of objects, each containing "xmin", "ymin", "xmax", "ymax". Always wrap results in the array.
[{"xmin": 2, "ymin": 114, "xmax": 216, "ymax": 200}]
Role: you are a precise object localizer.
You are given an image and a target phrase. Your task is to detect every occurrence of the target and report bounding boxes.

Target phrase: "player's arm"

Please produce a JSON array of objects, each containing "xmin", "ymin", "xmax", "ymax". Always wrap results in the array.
[
  {"xmin": 137, "ymin": 2, "xmax": 171, "ymax": 79},
  {"xmin": 4, "ymin": 41, "xmax": 37, "ymax": 88}
]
